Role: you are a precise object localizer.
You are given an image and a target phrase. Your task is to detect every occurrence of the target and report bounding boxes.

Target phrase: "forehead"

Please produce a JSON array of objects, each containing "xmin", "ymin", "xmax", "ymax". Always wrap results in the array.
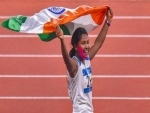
[{"xmin": 79, "ymin": 34, "xmax": 89, "ymax": 41}]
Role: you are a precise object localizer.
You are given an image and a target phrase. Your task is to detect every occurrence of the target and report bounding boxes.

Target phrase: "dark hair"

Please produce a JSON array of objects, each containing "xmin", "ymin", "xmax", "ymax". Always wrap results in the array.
[{"xmin": 69, "ymin": 27, "xmax": 88, "ymax": 58}]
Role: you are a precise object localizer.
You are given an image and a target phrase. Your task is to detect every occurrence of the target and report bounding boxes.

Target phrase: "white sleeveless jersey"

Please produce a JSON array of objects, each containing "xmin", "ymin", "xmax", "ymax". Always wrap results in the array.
[{"xmin": 67, "ymin": 56, "xmax": 93, "ymax": 113}]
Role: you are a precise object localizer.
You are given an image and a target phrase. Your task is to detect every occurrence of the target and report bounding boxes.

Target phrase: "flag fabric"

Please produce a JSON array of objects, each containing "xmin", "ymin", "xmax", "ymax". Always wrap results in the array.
[{"xmin": 1, "ymin": 5, "xmax": 111, "ymax": 42}]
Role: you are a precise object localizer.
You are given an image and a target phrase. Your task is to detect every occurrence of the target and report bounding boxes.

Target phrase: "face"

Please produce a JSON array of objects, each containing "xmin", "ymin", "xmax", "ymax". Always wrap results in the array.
[{"xmin": 75, "ymin": 34, "xmax": 90, "ymax": 59}]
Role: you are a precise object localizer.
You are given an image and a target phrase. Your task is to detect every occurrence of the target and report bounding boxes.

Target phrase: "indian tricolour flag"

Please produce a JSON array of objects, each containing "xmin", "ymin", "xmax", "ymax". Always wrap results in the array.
[{"xmin": 1, "ymin": 5, "xmax": 111, "ymax": 42}]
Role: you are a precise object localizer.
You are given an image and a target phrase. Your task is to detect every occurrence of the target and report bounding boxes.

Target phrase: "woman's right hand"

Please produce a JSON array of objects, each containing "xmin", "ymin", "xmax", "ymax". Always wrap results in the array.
[{"xmin": 55, "ymin": 25, "xmax": 64, "ymax": 40}]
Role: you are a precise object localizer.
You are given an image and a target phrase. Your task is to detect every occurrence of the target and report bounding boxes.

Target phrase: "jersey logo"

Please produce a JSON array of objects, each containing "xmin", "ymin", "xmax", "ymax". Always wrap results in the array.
[
  {"xmin": 82, "ymin": 67, "xmax": 92, "ymax": 76},
  {"xmin": 47, "ymin": 7, "xmax": 65, "ymax": 14},
  {"xmin": 84, "ymin": 86, "xmax": 92, "ymax": 93}
]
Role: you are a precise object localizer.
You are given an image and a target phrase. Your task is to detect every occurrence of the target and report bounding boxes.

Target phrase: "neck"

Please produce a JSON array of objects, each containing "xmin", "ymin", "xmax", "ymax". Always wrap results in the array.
[{"xmin": 75, "ymin": 53, "xmax": 85, "ymax": 64}]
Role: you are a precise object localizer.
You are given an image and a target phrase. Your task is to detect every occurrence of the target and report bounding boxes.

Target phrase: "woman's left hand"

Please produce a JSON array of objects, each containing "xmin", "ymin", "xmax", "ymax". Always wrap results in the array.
[{"xmin": 106, "ymin": 8, "xmax": 113, "ymax": 22}]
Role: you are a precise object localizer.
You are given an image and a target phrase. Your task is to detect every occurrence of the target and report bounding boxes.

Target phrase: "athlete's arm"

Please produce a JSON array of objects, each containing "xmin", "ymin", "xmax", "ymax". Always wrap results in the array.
[
  {"xmin": 56, "ymin": 25, "xmax": 78, "ymax": 78},
  {"xmin": 89, "ymin": 8, "xmax": 113, "ymax": 60}
]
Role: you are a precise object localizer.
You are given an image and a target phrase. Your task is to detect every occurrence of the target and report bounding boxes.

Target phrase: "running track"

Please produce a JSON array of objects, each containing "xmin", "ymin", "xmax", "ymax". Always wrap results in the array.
[{"xmin": 0, "ymin": 1, "xmax": 150, "ymax": 113}]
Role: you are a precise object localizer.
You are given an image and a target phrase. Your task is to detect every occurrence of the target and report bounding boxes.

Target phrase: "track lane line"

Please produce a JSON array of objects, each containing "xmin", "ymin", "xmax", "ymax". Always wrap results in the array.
[
  {"xmin": 1, "ymin": 75, "xmax": 150, "ymax": 78},
  {"xmin": 0, "ymin": 96, "xmax": 150, "ymax": 100},
  {"xmin": 0, "ymin": 35, "xmax": 150, "ymax": 38},
  {"xmin": 0, "ymin": 54, "xmax": 150, "ymax": 58}
]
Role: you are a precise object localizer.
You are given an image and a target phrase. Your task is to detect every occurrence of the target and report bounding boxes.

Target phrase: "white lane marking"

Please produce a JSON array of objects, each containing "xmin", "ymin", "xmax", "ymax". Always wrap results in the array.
[
  {"xmin": 0, "ymin": 35, "xmax": 150, "ymax": 38},
  {"xmin": 1, "ymin": 75, "xmax": 150, "ymax": 78},
  {"xmin": 0, "ymin": 96, "xmax": 150, "ymax": 100},
  {"xmin": 0, "ymin": 54, "xmax": 150, "ymax": 58}
]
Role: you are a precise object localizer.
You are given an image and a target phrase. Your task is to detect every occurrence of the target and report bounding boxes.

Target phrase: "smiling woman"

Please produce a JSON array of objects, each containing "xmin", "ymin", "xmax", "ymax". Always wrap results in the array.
[
  {"xmin": 70, "ymin": 28, "xmax": 89, "ymax": 59},
  {"xmin": 55, "ymin": 8, "xmax": 113, "ymax": 113}
]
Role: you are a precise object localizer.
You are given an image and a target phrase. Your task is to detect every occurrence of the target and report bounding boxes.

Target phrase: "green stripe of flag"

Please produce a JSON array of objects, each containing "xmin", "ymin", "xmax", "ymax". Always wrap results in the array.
[
  {"xmin": 38, "ymin": 24, "xmax": 71, "ymax": 42},
  {"xmin": 1, "ymin": 16, "xmax": 71, "ymax": 42},
  {"xmin": 1, "ymin": 16, "xmax": 27, "ymax": 32}
]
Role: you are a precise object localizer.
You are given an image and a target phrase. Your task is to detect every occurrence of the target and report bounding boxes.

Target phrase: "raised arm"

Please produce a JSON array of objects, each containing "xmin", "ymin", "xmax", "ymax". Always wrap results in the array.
[
  {"xmin": 89, "ymin": 8, "xmax": 113, "ymax": 60},
  {"xmin": 55, "ymin": 25, "xmax": 77, "ymax": 78}
]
